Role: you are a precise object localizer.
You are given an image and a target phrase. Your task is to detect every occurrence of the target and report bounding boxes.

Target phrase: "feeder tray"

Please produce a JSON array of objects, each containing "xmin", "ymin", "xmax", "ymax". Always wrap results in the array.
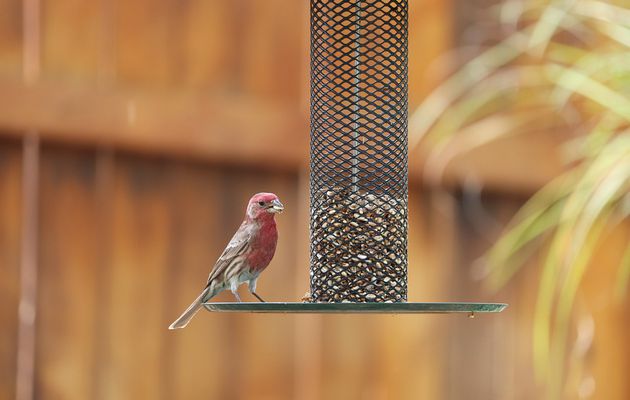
[
  {"xmin": 206, "ymin": 0, "xmax": 506, "ymax": 315},
  {"xmin": 204, "ymin": 302, "xmax": 507, "ymax": 314}
]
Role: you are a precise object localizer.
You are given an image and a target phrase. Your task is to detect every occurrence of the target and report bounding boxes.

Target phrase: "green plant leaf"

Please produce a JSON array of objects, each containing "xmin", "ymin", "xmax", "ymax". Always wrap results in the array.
[
  {"xmin": 546, "ymin": 64, "xmax": 630, "ymax": 121},
  {"xmin": 573, "ymin": 0, "xmax": 630, "ymax": 27},
  {"xmin": 533, "ymin": 135, "xmax": 629, "ymax": 386},
  {"xmin": 528, "ymin": 1, "xmax": 573, "ymax": 56},
  {"xmin": 409, "ymin": 31, "xmax": 530, "ymax": 148}
]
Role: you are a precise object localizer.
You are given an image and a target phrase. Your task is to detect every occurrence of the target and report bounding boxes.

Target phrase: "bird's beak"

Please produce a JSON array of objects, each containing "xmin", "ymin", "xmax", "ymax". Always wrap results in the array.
[{"xmin": 269, "ymin": 199, "xmax": 284, "ymax": 213}]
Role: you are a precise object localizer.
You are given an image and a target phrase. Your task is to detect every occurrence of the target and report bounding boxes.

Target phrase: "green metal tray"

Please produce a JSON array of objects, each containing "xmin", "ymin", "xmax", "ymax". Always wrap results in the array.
[{"xmin": 203, "ymin": 302, "xmax": 507, "ymax": 314}]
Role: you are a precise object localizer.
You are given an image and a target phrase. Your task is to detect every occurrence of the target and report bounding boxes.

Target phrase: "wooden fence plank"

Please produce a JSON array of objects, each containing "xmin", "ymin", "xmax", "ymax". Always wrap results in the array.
[
  {"xmin": 179, "ymin": 0, "xmax": 234, "ymax": 89},
  {"xmin": 318, "ymin": 315, "xmax": 366, "ymax": 399},
  {"xmin": 0, "ymin": 141, "xmax": 22, "ymax": 400},
  {"xmin": 35, "ymin": 147, "xmax": 100, "ymax": 400},
  {"xmin": 582, "ymin": 223, "xmax": 630, "ymax": 400},
  {"xmin": 238, "ymin": 0, "xmax": 305, "ymax": 102},
  {"xmin": 0, "ymin": 0, "xmax": 21, "ymax": 78},
  {"xmin": 101, "ymin": 156, "xmax": 172, "ymax": 399},
  {"xmin": 41, "ymin": 0, "xmax": 100, "ymax": 82},
  {"xmin": 165, "ymin": 164, "xmax": 234, "ymax": 399},
  {"xmin": 114, "ymin": 0, "xmax": 178, "ymax": 86}
]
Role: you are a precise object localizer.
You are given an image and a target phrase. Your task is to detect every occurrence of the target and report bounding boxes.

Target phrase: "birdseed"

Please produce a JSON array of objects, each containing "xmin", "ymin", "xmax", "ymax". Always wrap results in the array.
[{"xmin": 309, "ymin": 188, "xmax": 407, "ymax": 302}]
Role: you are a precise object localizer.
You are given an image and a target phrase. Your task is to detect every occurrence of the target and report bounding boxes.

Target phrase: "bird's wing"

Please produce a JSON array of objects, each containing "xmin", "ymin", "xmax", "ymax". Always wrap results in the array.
[{"xmin": 205, "ymin": 221, "xmax": 252, "ymax": 286}]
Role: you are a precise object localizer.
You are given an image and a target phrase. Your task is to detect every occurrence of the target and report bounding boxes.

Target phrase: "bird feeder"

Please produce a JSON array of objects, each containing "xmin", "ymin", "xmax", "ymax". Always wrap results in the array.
[
  {"xmin": 205, "ymin": 0, "xmax": 505, "ymax": 314},
  {"xmin": 309, "ymin": 0, "xmax": 409, "ymax": 303}
]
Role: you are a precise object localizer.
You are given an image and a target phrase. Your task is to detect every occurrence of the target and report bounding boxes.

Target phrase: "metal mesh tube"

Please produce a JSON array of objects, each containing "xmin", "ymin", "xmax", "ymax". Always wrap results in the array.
[{"xmin": 310, "ymin": 0, "xmax": 408, "ymax": 302}]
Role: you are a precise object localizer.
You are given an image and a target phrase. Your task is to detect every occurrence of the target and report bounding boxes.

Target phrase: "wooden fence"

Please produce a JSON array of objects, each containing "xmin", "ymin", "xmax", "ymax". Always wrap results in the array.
[{"xmin": 0, "ymin": 0, "xmax": 628, "ymax": 399}]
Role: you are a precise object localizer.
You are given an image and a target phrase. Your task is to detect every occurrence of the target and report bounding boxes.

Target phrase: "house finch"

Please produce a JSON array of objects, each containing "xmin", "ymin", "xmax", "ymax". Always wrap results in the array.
[{"xmin": 168, "ymin": 192, "xmax": 284, "ymax": 330}]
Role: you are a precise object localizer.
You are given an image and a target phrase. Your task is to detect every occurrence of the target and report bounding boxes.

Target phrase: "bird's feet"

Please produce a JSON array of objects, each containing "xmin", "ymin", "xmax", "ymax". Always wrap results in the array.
[{"xmin": 252, "ymin": 292, "xmax": 266, "ymax": 303}]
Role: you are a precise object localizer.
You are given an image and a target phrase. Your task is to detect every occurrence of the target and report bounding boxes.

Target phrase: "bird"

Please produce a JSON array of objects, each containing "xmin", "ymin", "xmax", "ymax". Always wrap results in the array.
[{"xmin": 168, "ymin": 192, "xmax": 284, "ymax": 330}]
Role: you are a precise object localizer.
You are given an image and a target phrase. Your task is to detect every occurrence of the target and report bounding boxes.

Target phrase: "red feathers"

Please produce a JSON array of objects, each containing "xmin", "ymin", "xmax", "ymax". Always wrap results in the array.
[{"xmin": 247, "ymin": 218, "xmax": 279, "ymax": 272}]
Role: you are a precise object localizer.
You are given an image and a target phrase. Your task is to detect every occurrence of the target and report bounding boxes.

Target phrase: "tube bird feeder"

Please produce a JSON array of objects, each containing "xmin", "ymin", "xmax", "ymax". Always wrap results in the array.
[
  {"xmin": 204, "ymin": 0, "xmax": 506, "ymax": 314},
  {"xmin": 309, "ymin": 0, "xmax": 409, "ymax": 303}
]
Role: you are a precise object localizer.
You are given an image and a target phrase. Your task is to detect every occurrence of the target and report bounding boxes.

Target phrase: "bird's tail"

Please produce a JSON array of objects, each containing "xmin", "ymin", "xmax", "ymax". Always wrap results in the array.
[{"xmin": 168, "ymin": 290, "xmax": 207, "ymax": 330}]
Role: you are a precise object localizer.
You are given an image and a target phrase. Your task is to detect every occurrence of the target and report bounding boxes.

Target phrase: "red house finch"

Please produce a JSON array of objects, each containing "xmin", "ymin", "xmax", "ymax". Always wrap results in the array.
[{"xmin": 168, "ymin": 192, "xmax": 284, "ymax": 330}]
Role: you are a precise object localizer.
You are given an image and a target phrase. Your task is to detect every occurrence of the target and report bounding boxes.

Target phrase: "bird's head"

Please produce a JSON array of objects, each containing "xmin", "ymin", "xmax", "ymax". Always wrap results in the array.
[{"xmin": 247, "ymin": 192, "xmax": 284, "ymax": 220}]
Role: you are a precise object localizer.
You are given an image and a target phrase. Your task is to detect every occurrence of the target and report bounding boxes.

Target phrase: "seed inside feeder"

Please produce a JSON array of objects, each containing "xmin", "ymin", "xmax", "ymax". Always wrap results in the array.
[{"xmin": 310, "ymin": 188, "xmax": 407, "ymax": 303}]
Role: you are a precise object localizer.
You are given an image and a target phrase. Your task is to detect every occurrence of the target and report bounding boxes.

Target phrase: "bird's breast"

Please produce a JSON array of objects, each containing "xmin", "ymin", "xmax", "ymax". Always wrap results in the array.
[{"xmin": 246, "ymin": 221, "xmax": 278, "ymax": 272}]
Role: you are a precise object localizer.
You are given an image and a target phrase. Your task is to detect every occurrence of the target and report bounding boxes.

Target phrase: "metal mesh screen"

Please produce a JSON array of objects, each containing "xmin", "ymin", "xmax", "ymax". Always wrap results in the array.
[{"xmin": 309, "ymin": 0, "xmax": 408, "ymax": 302}]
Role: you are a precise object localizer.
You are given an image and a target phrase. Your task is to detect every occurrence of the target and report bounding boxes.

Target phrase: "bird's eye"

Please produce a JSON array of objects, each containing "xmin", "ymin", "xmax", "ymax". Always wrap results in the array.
[{"xmin": 258, "ymin": 201, "xmax": 265, "ymax": 206}]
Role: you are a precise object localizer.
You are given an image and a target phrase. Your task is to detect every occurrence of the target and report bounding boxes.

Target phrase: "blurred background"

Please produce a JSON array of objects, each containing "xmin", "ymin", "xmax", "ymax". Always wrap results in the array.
[{"xmin": 0, "ymin": 0, "xmax": 628, "ymax": 399}]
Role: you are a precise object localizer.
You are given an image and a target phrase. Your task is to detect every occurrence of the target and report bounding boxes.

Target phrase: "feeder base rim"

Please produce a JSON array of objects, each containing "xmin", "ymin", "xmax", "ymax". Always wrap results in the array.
[{"xmin": 202, "ymin": 301, "xmax": 507, "ymax": 314}]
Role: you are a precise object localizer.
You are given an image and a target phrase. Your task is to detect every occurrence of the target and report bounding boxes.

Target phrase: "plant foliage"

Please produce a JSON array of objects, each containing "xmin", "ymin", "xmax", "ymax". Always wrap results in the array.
[{"xmin": 410, "ymin": 1, "xmax": 630, "ymax": 397}]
